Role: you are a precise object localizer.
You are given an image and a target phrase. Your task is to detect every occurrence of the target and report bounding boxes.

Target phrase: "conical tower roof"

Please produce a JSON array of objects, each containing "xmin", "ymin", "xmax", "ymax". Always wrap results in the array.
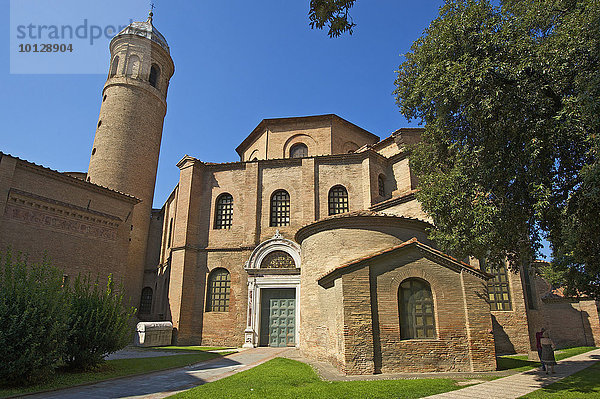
[{"xmin": 115, "ymin": 11, "xmax": 169, "ymax": 53}]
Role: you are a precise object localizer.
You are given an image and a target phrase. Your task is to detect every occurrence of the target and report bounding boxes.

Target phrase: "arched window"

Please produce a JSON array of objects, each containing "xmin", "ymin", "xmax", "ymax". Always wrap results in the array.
[
  {"xmin": 109, "ymin": 56, "xmax": 119, "ymax": 77},
  {"xmin": 167, "ymin": 218, "xmax": 173, "ymax": 248},
  {"xmin": 378, "ymin": 174, "xmax": 386, "ymax": 197},
  {"xmin": 261, "ymin": 250, "xmax": 296, "ymax": 269},
  {"xmin": 328, "ymin": 185, "xmax": 349, "ymax": 215},
  {"xmin": 398, "ymin": 279, "xmax": 436, "ymax": 339},
  {"xmin": 206, "ymin": 268, "xmax": 231, "ymax": 312},
  {"xmin": 149, "ymin": 64, "xmax": 160, "ymax": 88},
  {"xmin": 214, "ymin": 193, "xmax": 233, "ymax": 229},
  {"xmin": 139, "ymin": 287, "xmax": 153, "ymax": 314},
  {"xmin": 126, "ymin": 55, "xmax": 140, "ymax": 78},
  {"xmin": 289, "ymin": 143, "xmax": 308, "ymax": 158},
  {"xmin": 481, "ymin": 259, "xmax": 512, "ymax": 311},
  {"xmin": 270, "ymin": 190, "xmax": 290, "ymax": 227}
]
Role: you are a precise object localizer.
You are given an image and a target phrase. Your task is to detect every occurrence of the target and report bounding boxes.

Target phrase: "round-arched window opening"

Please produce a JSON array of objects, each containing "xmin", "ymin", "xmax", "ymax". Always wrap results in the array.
[
  {"xmin": 102, "ymin": 94, "xmax": 107, "ymax": 102},
  {"xmin": 109, "ymin": 55, "xmax": 119, "ymax": 78},
  {"xmin": 149, "ymin": 64, "xmax": 161, "ymax": 88},
  {"xmin": 378, "ymin": 174, "xmax": 386, "ymax": 197},
  {"xmin": 290, "ymin": 143, "xmax": 308, "ymax": 158},
  {"xmin": 91, "ymin": 148, "xmax": 96, "ymax": 156},
  {"xmin": 261, "ymin": 250, "xmax": 296, "ymax": 269},
  {"xmin": 97, "ymin": 120, "xmax": 102, "ymax": 128}
]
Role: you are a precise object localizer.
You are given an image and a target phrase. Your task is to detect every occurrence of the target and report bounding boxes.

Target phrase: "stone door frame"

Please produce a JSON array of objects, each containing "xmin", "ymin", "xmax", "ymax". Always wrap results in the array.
[
  {"xmin": 243, "ymin": 231, "xmax": 301, "ymax": 348},
  {"xmin": 244, "ymin": 275, "xmax": 301, "ymax": 348}
]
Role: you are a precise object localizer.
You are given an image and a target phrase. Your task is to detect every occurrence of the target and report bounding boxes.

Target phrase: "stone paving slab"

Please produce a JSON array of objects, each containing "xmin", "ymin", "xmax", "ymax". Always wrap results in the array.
[
  {"xmin": 104, "ymin": 346, "xmax": 239, "ymax": 360},
  {"xmin": 423, "ymin": 348, "xmax": 600, "ymax": 399},
  {"xmin": 24, "ymin": 347, "xmax": 291, "ymax": 399}
]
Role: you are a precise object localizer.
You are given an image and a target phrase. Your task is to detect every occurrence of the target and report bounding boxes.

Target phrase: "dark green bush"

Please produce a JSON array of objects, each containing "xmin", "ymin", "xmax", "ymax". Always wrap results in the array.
[
  {"xmin": 63, "ymin": 274, "xmax": 135, "ymax": 369},
  {"xmin": 0, "ymin": 250, "xmax": 69, "ymax": 384}
]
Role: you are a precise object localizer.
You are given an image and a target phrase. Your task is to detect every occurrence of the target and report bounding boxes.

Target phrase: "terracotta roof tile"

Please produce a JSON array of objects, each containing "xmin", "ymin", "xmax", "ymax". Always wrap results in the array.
[
  {"xmin": 317, "ymin": 237, "xmax": 490, "ymax": 284},
  {"xmin": 1, "ymin": 152, "xmax": 139, "ymax": 202}
]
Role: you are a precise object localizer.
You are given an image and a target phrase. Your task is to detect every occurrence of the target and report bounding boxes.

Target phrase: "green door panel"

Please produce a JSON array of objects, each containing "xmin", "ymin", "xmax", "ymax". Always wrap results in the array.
[{"xmin": 259, "ymin": 289, "xmax": 296, "ymax": 347}]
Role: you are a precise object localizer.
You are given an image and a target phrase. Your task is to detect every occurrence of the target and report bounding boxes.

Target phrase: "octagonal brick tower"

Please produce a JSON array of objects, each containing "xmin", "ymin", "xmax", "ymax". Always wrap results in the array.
[{"xmin": 87, "ymin": 11, "xmax": 174, "ymax": 303}]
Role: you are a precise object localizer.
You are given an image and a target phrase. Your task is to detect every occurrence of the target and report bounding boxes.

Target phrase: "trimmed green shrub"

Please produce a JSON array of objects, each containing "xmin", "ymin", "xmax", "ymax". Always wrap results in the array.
[
  {"xmin": 0, "ymin": 250, "xmax": 69, "ymax": 384},
  {"xmin": 64, "ymin": 274, "xmax": 135, "ymax": 370}
]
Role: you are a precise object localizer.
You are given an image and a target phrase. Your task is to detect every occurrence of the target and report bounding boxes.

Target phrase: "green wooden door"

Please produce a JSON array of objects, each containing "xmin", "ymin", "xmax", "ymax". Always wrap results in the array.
[{"xmin": 259, "ymin": 289, "xmax": 296, "ymax": 347}]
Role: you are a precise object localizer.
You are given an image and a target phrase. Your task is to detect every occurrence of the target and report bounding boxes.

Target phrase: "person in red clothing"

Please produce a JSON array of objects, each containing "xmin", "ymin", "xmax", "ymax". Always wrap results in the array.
[{"xmin": 535, "ymin": 327, "xmax": 546, "ymax": 371}]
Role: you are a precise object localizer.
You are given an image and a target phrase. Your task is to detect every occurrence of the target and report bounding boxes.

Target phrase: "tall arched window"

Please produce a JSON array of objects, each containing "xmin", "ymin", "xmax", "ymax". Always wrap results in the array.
[
  {"xmin": 214, "ymin": 193, "xmax": 233, "ymax": 229},
  {"xmin": 139, "ymin": 287, "xmax": 153, "ymax": 314},
  {"xmin": 398, "ymin": 279, "xmax": 436, "ymax": 339},
  {"xmin": 270, "ymin": 190, "xmax": 290, "ymax": 227},
  {"xmin": 206, "ymin": 268, "xmax": 231, "ymax": 312},
  {"xmin": 378, "ymin": 174, "xmax": 386, "ymax": 197},
  {"xmin": 481, "ymin": 260, "xmax": 512, "ymax": 311},
  {"xmin": 149, "ymin": 64, "xmax": 160, "ymax": 88},
  {"xmin": 109, "ymin": 56, "xmax": 119, "ymax": 77},
  {"xmin": 167, "ymin": 218, "xmax": 173, "ymax": 248},
  {"xmin": 289, "ymin": 143, "xmax": 308, "ymax": 158},
  {"xmin": 328, "ymin": 185, "xmax": 349, "ymax": 215}
]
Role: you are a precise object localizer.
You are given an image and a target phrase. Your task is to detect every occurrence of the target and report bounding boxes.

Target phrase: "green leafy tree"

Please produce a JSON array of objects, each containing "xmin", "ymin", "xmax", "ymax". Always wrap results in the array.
[
  {"xmin": 0, "ymin": 250, "xmax": 69, "ymax": 384},
  {"xmin": 309, "ymin": 0, "xmax": 356, "ymax": 37},
  {"xmin": 64, "ymin": 274, "xmax": 135, "ymax": 370},
  {"xmin": 394, "ymin": 0, "xmax": 599, "ymax": 297}
]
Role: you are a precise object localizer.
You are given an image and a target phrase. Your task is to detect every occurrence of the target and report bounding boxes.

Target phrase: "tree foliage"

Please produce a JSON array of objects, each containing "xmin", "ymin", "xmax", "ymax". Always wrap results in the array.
[
  {"xmin": 0, "ymin": 249, "xmax": 136, "ymax": 385},
  {"xmin": 395, "ymin": 0, "xmax": 600, "ymax": 298},
  {"xmin": 64, "ymin": 274, "xmax": 135, "ymax": 370},
  {"xmin": 0, "ymin": 250, "xmax": 69, "ymax": 384},
  {"xmin": 308, "ymin": 0, "xmax": 356, "ymax": 37}
]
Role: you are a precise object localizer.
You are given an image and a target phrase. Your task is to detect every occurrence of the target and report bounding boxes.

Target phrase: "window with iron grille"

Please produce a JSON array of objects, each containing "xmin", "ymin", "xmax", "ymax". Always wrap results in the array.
[
  {"xmin": 290, "ymin": 143, "xmax": 308, "ymax": 158},
  {"xmin": 378, "ymin": 174, "xmax": 385, "ymax": 197},
  {"xmin": 261, "ymin": 250, "xmax": 296, "ymax": 268},
  {"xmin": 214, "ymin": 193, "xmax": 233, "ymax": 229},
  {"xmin": 270, "ymin": 190, "xmax": 290, "ymax": 227},
  {"xmin": 482, "ymin": 260, "xmax": 512, "ymax": 311},
  {"xmin": 328, "ymin": 185, "xmax": 349, "ymax": 215},
  {"xmin": 139, "ymin": 287, "xmax": 153, "ymax": 314},
  {"xmin": 206, "ymin": 269, "xmax": 230, "ymax": 312},
  {"xmin": 399, "ymin": 279, "xmax": 436, "ymax": 339}
]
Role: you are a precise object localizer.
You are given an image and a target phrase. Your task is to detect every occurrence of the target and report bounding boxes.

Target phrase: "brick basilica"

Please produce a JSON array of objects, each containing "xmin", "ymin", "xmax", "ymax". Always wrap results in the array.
[{"xmin": 1, "ymin": 15, "xmax": 598, "ymax": 374}]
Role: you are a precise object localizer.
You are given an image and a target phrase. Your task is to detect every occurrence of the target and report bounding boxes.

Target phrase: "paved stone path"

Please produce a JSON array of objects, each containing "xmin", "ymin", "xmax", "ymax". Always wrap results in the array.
[
  {"xmin": 26, "ymin": 347, "xmax": 291, "ymax": 399},
  {"xmin": 424, "ymin": 348, "xmax": 600, "ymax": 399},
  {"xmin": 104, "ymin": 346, "xmax": 239, "ymax": 360},
  {"xmin": 21, "ymin": 347, "xmax": 600, "ymax": 398}
]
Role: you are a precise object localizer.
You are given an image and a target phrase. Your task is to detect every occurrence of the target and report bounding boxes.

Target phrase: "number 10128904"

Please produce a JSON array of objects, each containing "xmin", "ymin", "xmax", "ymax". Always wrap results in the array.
[{"xmin": 19, "ymin": 43, "xmax": 74, "ymax": 52}]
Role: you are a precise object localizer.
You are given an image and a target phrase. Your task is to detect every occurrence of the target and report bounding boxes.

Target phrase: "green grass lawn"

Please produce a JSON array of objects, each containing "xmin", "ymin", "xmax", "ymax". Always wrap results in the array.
[
  {"xmin": 521, "ymin": 361, "xmax": 600, "ymax": 398},
  {"xmin": 171, "ymin": 357, "xmax": 463, "ymax": 399},
  {"xmin": 0, "ymin": 351, "xmax": 222, "ymax": 398},
  {"xmin": 496, "ymin": 346, "xmax": 597, "ymax": 372}
]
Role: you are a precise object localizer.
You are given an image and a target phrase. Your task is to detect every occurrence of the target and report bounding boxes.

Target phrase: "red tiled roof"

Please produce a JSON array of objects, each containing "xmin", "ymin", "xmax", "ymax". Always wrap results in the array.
[
  {"xmin": 1, "ymin": 152, "xmax": 139, "ymax": 203},
  {"xmin": 313, "ymin": 209, "xmax": 428, "ymax": 224},
  {"xmin": 317, "ymin": 237, "xmax": 490, "ymax": 286}
]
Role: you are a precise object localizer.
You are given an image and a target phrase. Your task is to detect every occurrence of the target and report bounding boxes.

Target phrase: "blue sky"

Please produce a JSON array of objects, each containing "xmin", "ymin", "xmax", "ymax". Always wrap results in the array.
[
  {"xmin": 2, "ymin": 0, "xmax": 445, "ymax": 207},
  {"xmin": 1, "ymin": 0, "xmax": 553, "ymax": 258}
]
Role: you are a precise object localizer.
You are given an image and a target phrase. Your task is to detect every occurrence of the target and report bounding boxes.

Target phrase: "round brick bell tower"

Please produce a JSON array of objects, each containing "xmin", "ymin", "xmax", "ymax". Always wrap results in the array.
[{"xmin": 87, "ymin": 11, "xmax": 174, "ymax": 304}]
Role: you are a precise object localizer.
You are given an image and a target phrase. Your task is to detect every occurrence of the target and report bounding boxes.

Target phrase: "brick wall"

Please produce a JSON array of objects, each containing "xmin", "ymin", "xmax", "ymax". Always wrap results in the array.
[
  {"xmin": 370, "ymin": 250, "xmax": 494, "ymax": 373},
  {"xmin": 0, "ymin": 154, "xmax": 136, "ymax": 300}
]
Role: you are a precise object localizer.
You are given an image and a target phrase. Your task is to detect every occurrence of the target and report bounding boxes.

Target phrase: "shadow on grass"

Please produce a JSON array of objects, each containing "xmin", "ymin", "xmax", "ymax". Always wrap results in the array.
[
  {"xmin": 523, "ymin": 362, "xmax": 600, "ymax": 398},
  {"xmin": 496, "ymin": 356, "xmax": 538, "ymax": 371}
]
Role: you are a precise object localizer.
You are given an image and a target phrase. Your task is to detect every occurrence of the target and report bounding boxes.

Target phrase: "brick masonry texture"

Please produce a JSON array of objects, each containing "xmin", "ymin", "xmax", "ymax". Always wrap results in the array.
[{"xmin": 2, "ymin": 18, "xmax": 598, "ymax": 375}]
